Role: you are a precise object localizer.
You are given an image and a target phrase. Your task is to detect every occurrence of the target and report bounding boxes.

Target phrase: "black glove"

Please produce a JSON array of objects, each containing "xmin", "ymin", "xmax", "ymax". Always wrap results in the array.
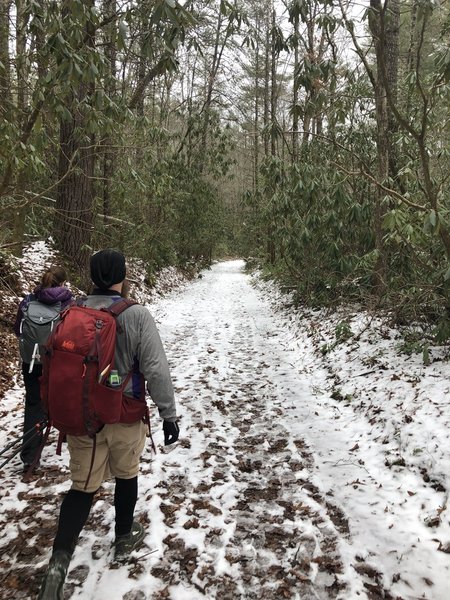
[{"xmin": 163, "ymin": 420, "xmax": 180, "ymax": 445}]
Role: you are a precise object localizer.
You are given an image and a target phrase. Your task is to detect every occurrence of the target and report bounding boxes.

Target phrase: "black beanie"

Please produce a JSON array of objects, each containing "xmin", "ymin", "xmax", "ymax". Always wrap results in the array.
[{"xmin": 90, "ymin": 249, "xmax": 126, "ymax": 290}]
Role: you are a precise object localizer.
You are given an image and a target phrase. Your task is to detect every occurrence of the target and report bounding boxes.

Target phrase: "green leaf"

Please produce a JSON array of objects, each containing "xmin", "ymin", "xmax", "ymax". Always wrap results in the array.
[
  {"xmin": 444, "ymin": 266, "xmax": 450, "ymax": 281},
  {"xmin": 429, "ymin": 209, "xmax": 437, "ymax": 227},
  {"xmin": 118, "ymin": 20, "xmax": 128, "ymax": 48}
]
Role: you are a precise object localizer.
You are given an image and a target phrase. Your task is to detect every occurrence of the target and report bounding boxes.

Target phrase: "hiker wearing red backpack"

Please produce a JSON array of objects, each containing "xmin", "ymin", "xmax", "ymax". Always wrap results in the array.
[
  {"xmin": 38, "ymin": 249, "xmax": 179, "ymax": 600},
  {"xmin": 14, "ymin": 266, "xmax": 73, "ymax": 473}
]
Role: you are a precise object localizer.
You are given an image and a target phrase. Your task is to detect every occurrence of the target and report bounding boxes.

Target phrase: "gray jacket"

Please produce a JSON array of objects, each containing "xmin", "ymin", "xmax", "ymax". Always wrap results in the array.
[{"xmin": 85, "ymin": 291, "xmax": 177, "ymax": 422}]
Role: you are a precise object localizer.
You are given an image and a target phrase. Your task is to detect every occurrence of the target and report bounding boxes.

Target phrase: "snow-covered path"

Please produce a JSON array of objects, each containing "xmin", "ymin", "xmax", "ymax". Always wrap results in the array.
[
  {"xmin": 144, "ymin": 260, "xmax": 351, "ymax": 600},
  {"xmin": 1, "ymin": 260, "xmax": 449, "ymax": 599}
]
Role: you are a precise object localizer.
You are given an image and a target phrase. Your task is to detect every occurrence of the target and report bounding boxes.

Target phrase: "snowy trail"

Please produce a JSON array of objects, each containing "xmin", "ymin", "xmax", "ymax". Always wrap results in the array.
[
  {"xmin": 129, "ymin": 260, "xmax": 353, "ymax": 600},
  {"xmin": 1, "ymin": 260, "xmax": 449, "ymax": 599}
]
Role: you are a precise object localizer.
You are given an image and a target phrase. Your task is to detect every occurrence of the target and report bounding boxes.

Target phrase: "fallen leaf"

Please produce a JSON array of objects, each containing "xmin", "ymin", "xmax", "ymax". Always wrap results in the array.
[{"xmin": 438, "ymin": 541, "xmax": 450, "ymax": 554}]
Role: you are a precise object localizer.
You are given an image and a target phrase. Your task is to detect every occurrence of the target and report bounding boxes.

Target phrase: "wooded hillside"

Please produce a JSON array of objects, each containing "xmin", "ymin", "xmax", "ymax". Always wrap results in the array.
[{"xmin": 1, "ymin": 1, "xmax": 450, "ymax": 329}]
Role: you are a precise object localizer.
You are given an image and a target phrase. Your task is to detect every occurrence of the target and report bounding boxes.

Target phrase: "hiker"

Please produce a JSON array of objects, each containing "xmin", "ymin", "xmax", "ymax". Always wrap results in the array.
[
  {"xmin": 14, "ymin": 266, "xmax": 73, "ymax": 473},
  {"xmin": 38, "ymin": 249, "xmax": 179, "ymax": 600}
]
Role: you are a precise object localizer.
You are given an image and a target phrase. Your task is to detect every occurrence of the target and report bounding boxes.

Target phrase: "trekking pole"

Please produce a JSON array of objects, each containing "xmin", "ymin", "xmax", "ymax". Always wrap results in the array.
[
  {"xmin": 0, "ymin": 430, "xmax": 40, "ymax": 469},
  {"xmin": 0, "ymin": 435, "xmax": 22, "ymax": 458},
  {"xmin": 0, "ymin": 419, "xmax": 48, "ymax": 458}
]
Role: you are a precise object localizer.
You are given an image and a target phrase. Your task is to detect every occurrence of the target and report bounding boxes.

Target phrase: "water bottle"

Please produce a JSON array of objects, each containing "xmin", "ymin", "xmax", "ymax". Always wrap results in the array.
[{"xmin": 108, "ymin": 370, "xmax": 121, "ymax": 388}]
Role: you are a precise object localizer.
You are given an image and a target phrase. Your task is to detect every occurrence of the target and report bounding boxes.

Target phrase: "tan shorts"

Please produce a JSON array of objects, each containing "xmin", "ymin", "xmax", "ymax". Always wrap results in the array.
[{"xmin": 67, "ymin": 421, "xmax": 147, "ymax": 493}]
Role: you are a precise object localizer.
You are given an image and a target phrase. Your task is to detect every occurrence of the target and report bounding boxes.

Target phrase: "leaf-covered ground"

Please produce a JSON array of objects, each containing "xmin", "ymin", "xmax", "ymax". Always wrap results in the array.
[{"xmin": 1, "ymin": 255, "xmax": 449, "ymax": 599}]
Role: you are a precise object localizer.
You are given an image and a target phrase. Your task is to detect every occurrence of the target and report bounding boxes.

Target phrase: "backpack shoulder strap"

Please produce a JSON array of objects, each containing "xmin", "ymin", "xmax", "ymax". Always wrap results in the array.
[
  {"xmin": 106, "ymin": 298, "xmax": 138, "ymax": 317},
  {"xmin": 75, "ymin": 296, "xmax": 88, "ymax": 307},
  {"xmin": 21, "ymin": 293, "xmax": 36, "ymax": 314}
]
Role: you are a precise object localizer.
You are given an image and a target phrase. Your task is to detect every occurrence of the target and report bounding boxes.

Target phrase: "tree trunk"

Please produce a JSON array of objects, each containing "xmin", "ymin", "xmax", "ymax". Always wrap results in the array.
[
  {"xmin": 369, "ymin": 0, "xmax": 389, "ymax": 295},
  {"xmin": 406, "ymin": 0, "xmax": 418, "ymax": 113},
  {"xmin": 10, "ymin": 0, "xmax": 29, "ymax": 256},
  {"xmin": 302, "ymin": 16, "xmax": 315, "ymax": 149},
  {"xmin": 198, "ymin": 8, "xmax": 224, "ymax": 173},
  {"xmin": 186, "ymin": 57, "xmax": 196, "ymax": 169},
  {"xmin": 263, "ymin": 3, "xmax": 270, "ymax": 158},
  {"xmin": 267, "ymin": 5, "xmax": 276, "ymax": 265},
  {"xmin": 0, "ymin": 0, "xmax": 12, "ymax": 241},
  {"xmin": 292, "ymin": 10, "xmax": 299, "ymax": 163},
  {"xmin": 270, "ymin": 8, "xmax": 277, "ymax": 160},
  {"xmin": 385, "ymin": 0, "xmax": 400, "ymax": 184},
  {"xmin": 0, "ymin": 0, "xmax": 11, "ymax": 116},
  {"xmin": 254, "ymin": 12, "xmax": 260, "ymax": 194},
  {"xmin": 54, "ymin": 1, "xmax": 96, "ymax": 281},
  {"xmin": 136, "ymin": 40, "xmax": 147, "ymax": 117},
  {"xmin": 102, "ymin": 0, "xmax": 117, "ymax": 226},
  {"xmin": 54, "ymin": 101, "xmax": 95, "ymax": 275}
]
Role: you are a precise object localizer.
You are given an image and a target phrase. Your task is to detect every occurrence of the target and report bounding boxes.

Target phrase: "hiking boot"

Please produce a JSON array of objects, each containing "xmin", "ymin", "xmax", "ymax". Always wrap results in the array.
[
  {"xmin": 38, "ymin": 550, "xmax": 71, "ymax": 600},
  {"xmin": 23, "ymin": 461, "xmax": 40, "ymax": 475},
  {"xmin": 113, "ymin": 521, "xmax": 145, "ymax": 562}
]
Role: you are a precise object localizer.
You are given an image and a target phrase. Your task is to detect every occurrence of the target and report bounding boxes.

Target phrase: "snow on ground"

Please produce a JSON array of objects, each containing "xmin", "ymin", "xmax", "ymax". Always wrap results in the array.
[
  {"xmin": 252, "ymin": 277, "xmax": 450, "ymax": 599},
  {"xmin": 1, "ymin": 259, "xmax": 450, "ymax": 599},
  {"xmin": 14, "ymin": 240, "xmax": 63, "ymax": 290},
  {"xmin": 10, "ymin": 240, "xmax": 191, "ymax": 304}
]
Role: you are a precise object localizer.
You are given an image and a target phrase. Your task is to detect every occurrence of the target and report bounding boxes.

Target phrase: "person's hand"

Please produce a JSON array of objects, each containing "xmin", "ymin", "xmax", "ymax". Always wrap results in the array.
[{"xmin": 163, "ymin": 420, "xmax": 180, "ymax": 445}]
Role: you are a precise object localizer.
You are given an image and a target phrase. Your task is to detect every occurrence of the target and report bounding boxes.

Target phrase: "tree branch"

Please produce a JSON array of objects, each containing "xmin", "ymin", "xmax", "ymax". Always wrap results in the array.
[{"xmin": 331, "ymin": 161, "xmax": 427, "ymax": 212}]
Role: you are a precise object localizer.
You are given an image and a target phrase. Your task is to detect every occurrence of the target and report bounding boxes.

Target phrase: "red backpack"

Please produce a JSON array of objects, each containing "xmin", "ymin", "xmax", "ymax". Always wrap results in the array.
[{"xmin": 40, "ymin": 298, "xmax": 144, "ymax": 437}]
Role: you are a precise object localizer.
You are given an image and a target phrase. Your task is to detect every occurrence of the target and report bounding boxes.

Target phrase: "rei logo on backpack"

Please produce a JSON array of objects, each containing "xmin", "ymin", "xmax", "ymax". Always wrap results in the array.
[
  {"xmin": 40, "ymin": 299, "xmax": 137, "ymax": 437},
  {"xmin": 19, "ymin": 300, "xmax": 62, "ymax": 371}
]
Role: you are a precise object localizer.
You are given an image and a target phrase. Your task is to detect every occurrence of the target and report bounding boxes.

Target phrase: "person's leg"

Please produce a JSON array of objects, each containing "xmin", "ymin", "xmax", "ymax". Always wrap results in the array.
[
  {"xmin": 108, "ymin": 422, "xmax": 147, "ymax": 559},
  {"xmin": 20, "ymin": 363, "xmax": 45, "ymax": 466},
  {"xmin": 67, "ymin": 429, "xmax": 109, "ymax": 492},
  {"xmin": 109, "ymin": 421, "xmax": 146, "ymax": 535},
  {"xmin": 114, "ymin": 476, "xmax": 138, "ymax": 536},
  {"xmin": 39, "ymin": 490, "xmax": 95, "ymax": 600},
  {"xmin": 53, "ymin": 490, "xmax": 96, "ymax": 554},
  {"xmin": 113, "ymin": 478, "xmax": 145, "ymax": 562},
  {"xmin": 39, "ymin": 432, "xmax": 108, "ymax": 599}
]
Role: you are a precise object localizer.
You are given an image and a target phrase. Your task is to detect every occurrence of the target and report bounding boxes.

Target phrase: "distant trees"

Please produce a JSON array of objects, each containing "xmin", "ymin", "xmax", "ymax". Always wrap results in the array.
[
  {"xmin": 236, "ymin": 0, "xmax": 450, "ymax": 327},
  {"xmin": 0, "ymin": 0, "xmax": 229, "ymax": 277},
  {"xmin": 2, "ymin": 0, "xmax": 450, "ymax": 328}
]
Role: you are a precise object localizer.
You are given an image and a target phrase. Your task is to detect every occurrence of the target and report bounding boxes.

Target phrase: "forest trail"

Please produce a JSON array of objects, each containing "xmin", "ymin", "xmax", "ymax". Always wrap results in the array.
[
  {"xmin": 141, "ymin": 260, "xmax": 354, "ymax": 600},
  {"xmin": 0, "ymin": 260, "xmax": 446, "ymax": 599}
]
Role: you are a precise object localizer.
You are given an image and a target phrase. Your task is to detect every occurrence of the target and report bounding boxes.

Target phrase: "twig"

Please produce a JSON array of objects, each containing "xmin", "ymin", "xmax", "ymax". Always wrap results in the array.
[
  {"xmin": 352, "ymin": 370, "xmax": 377, "ymax": 378},
  {"xmin": 324, "ymin": 458, "xmax": 371, "ymax": 477},
  {"xmin": 134, "ymin": 548, "xmax": 158, "ymax": 560}
]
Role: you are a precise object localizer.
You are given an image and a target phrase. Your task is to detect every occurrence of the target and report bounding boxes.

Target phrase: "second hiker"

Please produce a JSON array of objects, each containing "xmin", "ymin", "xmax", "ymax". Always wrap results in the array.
[
  {"xmin": 14, "ymin": 266, "xmax": 73, "ymax": 473},
  {"xmin": 38, "ymin": 249, "xmax": 179, "ymax": 600}
]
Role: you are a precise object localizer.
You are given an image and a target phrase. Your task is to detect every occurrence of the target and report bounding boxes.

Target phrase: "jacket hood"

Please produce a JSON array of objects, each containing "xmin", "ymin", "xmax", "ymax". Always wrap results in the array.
[{"xmin": 34, "ymin": 286, "xmax": 73, "ymax": 305}]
